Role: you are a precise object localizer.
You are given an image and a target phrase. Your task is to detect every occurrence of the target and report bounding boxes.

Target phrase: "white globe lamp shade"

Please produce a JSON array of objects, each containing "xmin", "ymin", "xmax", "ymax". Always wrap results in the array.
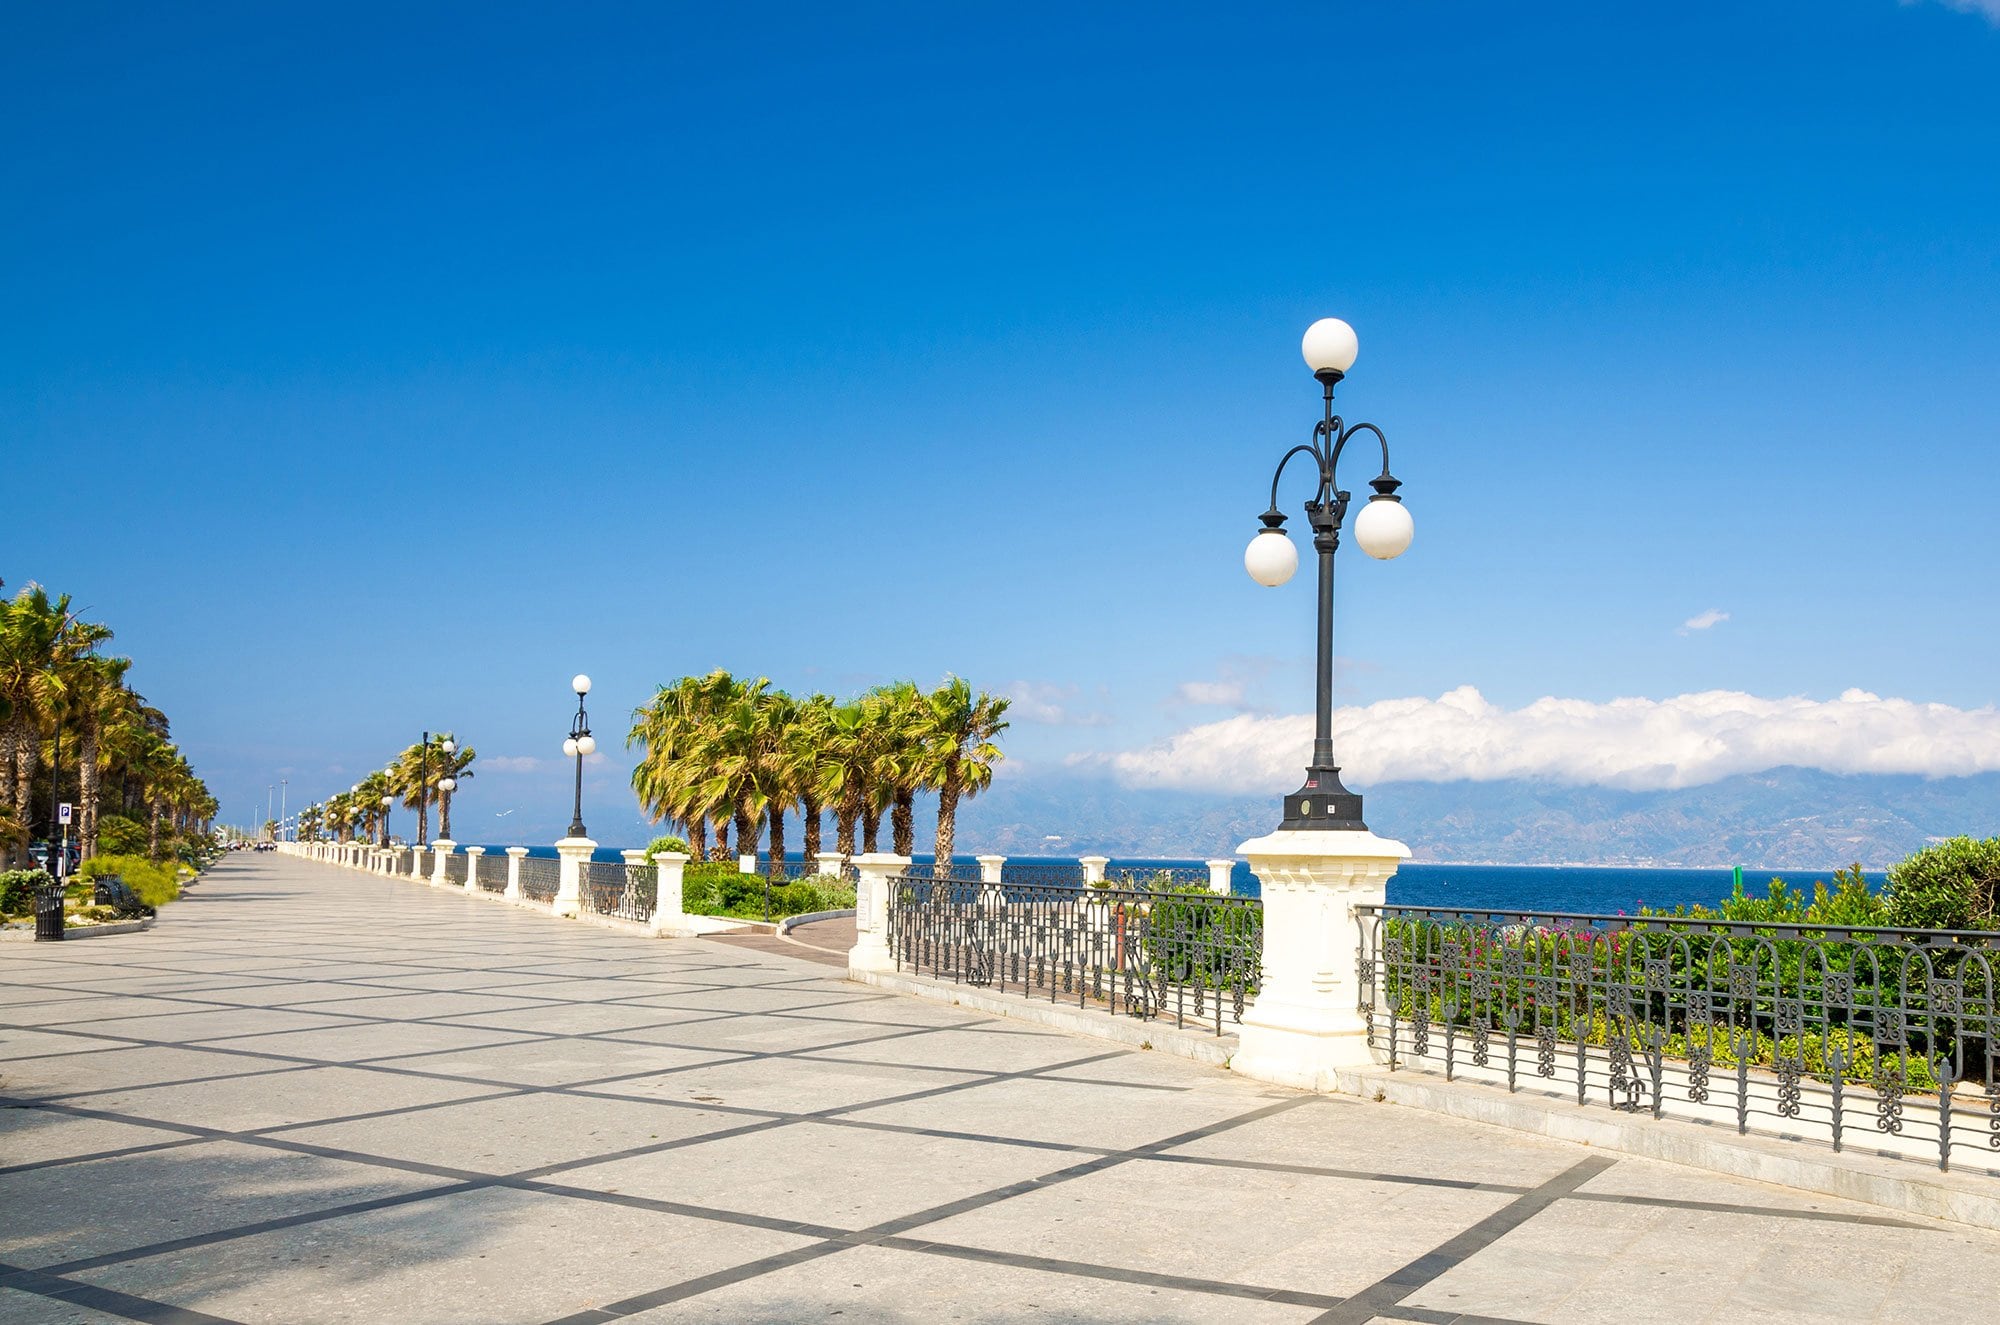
[
  {"xmin": 562, "ymin": 737, "xmax": 579, "ymax": 758},
  {"xmin": 438, "ymin": 777, "xmax": 456, "ymax": 792},
  {"xmin": 1244, "ymin": 529, "xmax": 1299, "ymax": 587},
  {"xmin": 350, "ymin": 783, "xmax": 359, "ymax": 793},
  {"xmin": 441, "ymin": 739, "xmax": 455, "ymax": 754},
  {"xmin": 576, "ymin": 734, "xmax": 598, "ymax": 756},
  {"xmin": 571, "ymin": 673, "xmax": 592, "ymax": 695},
  {"xmin": 381, "ymin": 795, "xmax": 392, "ymax": 807},
  {"xmin": 1354, "ymin": 498, "xmax": 1414, "ymax": 560},
  {"xmin": 1301, "ymin": 318, "xmax": 1359, "ymax": 376}
]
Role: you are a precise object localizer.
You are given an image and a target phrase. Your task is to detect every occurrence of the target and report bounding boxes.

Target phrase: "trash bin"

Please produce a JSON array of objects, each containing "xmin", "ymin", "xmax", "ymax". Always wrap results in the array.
[{"xmin": 34, "ymin": 879, "xmax": 65, "ymax": 942}]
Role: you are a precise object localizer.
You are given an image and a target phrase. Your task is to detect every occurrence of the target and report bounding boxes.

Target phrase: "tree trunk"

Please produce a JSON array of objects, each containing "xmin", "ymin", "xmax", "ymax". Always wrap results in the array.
[
  {"xmin": 862, "ymin": 803, "xmax": 881, "ymax": 854},
  {"xmin": 417, "ymin": 797, "xmax": 429, "ymax": 846},
  {"xmin": 734, "ymin": 804, "xmax": 756, "ymax": 867},
  {"xmin": 801, "ymin": 794, "xmax": 822, "ymax": 864},
  {"xmin": 148, "ymin": 799, "xmax": 162, "ymax": 861},
  {"xmin": 78, "ymin": 724, "xmax": 100, "ymax": 860},
  {"xmin": 710, "ymin": 811, "xmax": 731, "ymax": 862},
  {"xmin": 767, "ymin": 808, "xmax": 786, "ymax": 881},
  {"xmin": 835, "ymin": 794, "xmax": 857, "ymax": 862},
  {"xmin": 687, "ymin": 816, "xmax": 707, "ymax": 860},
  {"xmin": 440, "ymin": 791, "xmax": 452, "ymax": 840},
  {"xmin": 891, "ymin": 788, "xmax": 915, "ymax": 857},
  {"xmin": 934, "ymin": 773, "xmax": 962, "ymax": 871}
]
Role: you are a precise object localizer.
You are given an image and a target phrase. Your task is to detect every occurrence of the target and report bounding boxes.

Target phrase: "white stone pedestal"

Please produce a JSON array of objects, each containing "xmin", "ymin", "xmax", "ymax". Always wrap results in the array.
[
  {"xmin": 553, "ymin": 838, "xmax": 595, "ymax": 918},
  {"xmin": 504, "ymin": 846, "xmax": 528, "ymax": 900},
  {"xmin": 1230, "ymin": 828, "xmax": 1409, "ymax": 1092},
  {"xmin": 463, "ymin": 846, "xmax": 485, "ymax": 892},
  {"xmin": 848, "ymin": 853, "xmax": 911, "ymax": 975},
  {"xmin": 430, "ymin": 840, "xmax": 455, "ymax": 887},
  {"xmin": 815, "ymin": 851, "xmax": 844, "ymax": 879},
  {"xmin": 650, "ymin": 851, "xmax": 690, "ymax": 934}
]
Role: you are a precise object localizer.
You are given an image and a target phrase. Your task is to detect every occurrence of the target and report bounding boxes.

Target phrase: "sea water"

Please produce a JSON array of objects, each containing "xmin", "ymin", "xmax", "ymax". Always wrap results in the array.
[{"xmin": 474, "ymin": 847, "xmax": 1883, "ymax": 915}]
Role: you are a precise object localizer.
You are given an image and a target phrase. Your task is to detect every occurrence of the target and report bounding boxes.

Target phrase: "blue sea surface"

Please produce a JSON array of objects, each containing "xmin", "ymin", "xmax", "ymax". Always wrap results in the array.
[{"xmin": 472, "ymin": 847, "xmax": 1883, "ymax": 915}]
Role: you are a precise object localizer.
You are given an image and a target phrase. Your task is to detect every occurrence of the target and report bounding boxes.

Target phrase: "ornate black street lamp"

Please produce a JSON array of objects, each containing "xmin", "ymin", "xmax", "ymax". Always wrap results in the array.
[
  {"xmin": 413, "ymin": 732, "xmax": 455, "ymax": 845},
  {"xmin": 562, "ymin": 674, "xmax": 596, "ymax": 838},
  {"xmin": 1244, "ymin": 318, "xmax": 1414, "ymax": 832}
]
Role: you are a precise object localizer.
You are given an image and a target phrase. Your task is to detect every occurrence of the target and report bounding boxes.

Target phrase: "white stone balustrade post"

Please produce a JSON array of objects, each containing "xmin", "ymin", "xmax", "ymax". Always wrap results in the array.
[
  {"xmin": 406, "ymin": 845, "xmax": 423, "ymax": 880},
  {"xmin": 1207, "ymin": 859, "xmax": 1236, "ymax": 895},
  {"xmin": 431, "ymin": 839, "xmax": 455, "ymax": 886},
  {"xmin": 1230, "ymin": 828, "xmax": 1410, "ymax": 1092},
  {"xmin": 814, "ymin": 851, "xmax": 844, "ymax": 879},
  {"xmin": 848, "ymin": 852, "xmax": 910, "ymax": 975},
  {"xmin": 505, "ymin": 846, "xmax": 527, "ymax": 899},
  {"xmin": 977, "ymin": 854, "xmax": 1006, "ymax": 884},
  {"xmin": 554, "ymin": 837, "xmax": 595, "ymax": 918},
  {"xmin": 650, "ymin": 851, "xmax": 690, "ymax": 934},
  {"xmin": 463, "ymin": 846, "xmax": 485, "ymax": 892},
  {"xmin": 1080, "ymin": 855, "xmax": 1109, "ymax": 886}
]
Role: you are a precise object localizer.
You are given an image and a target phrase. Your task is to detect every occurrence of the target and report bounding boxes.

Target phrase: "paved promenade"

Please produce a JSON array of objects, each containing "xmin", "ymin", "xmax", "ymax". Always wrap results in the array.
[{"xmin": 4, "ymin": 855, "xmax": 1997, "ymax": 1323}]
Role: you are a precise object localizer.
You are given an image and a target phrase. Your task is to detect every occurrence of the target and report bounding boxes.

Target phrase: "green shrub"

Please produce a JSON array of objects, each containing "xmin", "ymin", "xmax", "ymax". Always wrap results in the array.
[
  {"xmin": 95, "ymin": 814, "xmax": 147, "ymax": 856},
  {"xmin": 0, "ymin": 869, "xmax": 51, "ymax": 916},
  {"xmin": 79, "ymin": 854, "xmax": 181, "ymax": 908},
  {"xmin": 645, "ymin": 834, "xmax": 690, "ymax": 857},
  {"xmin": 1884, "ymin": 837, "xmax": 2000, "ymax": 931}
]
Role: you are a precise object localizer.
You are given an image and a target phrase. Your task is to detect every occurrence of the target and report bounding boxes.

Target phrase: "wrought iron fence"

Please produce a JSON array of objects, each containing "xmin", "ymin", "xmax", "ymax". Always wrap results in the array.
[
  {"xmin": 579, "ymin": 859, "xmax": 656, "ymax": 923},
  {"xmin": 1107, "ymin": 865, "xmax": 1215, "ymax": 892},
  {"xmin": 518, "ymin": 855, "xmax": 561, "ymax": 903},
  {"xmin": 471, "ymin": 856, "xmax": 503, "ymax": 892},
  {"xmin": 888, "ymin": 877, "xmax": 1263, "ymax": 1036},
  {"xmin": 1357, "ymin": 905, "xmax": 2000, "ymax": 1173},
  {"xmin": 443, "ymin": 853, "xmax": 468, "ymax": 885},
  {"xmin": 1001, "ymin": 861, "xmax": 1086, "ymax": 889}
]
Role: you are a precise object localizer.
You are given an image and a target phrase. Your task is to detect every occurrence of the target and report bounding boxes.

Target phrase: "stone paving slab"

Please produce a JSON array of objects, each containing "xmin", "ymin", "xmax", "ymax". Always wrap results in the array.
[{"xmin": 4, "ymin": 852, "xmax": 1998, "ymax": 1324}]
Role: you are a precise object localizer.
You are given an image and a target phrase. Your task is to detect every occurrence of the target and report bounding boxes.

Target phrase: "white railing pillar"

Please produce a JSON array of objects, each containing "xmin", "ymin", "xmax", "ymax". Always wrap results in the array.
[
  {"xmin": 1080, "ymin": 855, "xmax": 1109, "ymax": 886},
  {"xmin": 814, "ymin": 851, "xmax": 844, "ymax": 879},
  {"xmin": 505, "ymin": 846, "xmax": 527, "ymax": 899},
  {"xmin": 1207, "ymin": 858, "xmax": 1236, "ymax": 895},
  {"xmin": 463, "ymin": 846, "xmax": 485, "ymax": 892},
  {"xmin": 554, "ymin": 837, "xmax": 595, "ymax": 918},
  {"xmin": 650, "ymin": 851, "xmax": 690, "ymax": 934},
  {"xmin": 431, "ymin": 839, "xmax": 455, "ymax": 886},
  {"xmin": 976, "ymin": 854, "xmax": 1006, "ymax": 885},
  {"xmin": 1231, "ymin": 828, "xmax": 1410, "ymax": 1092},
  {"xmin": 848, "ymin": 852, "xmax": 910, "ymax": 975}
]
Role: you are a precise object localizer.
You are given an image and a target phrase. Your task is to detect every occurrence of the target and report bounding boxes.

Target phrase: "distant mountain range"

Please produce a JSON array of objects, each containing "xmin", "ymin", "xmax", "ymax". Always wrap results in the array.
[{"xmin": 949, "ymin": 767, "xmax": 2000, "ymax": 869}]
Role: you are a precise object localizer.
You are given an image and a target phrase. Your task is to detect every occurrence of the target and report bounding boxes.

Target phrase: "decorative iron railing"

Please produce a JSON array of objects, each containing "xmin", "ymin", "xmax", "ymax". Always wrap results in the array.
[
  {"xmin": 517, "ymin": 856, "xmax": 561, "ymax": 903},
  {"xmin": 1357, "ymin": 905, "xmax": 2000, "ymax": 1172},
  {"xmin": 1107, "ymin": 865, "xmax": 1214, "ymax": 892},
  {"xmin": 443, "ymin": 853, "xmax": 468, "ymax": 885},
  {"xmin": 888, "ymin": 877, "xmax": 1263, "ymax": 1036},
  {"xmin": 471, "ymin": 856, "xmax": 503, "ymax": 892},
  {"xmin": 1000, "ymin": 862, "xmax": 1085, "ymax": 889},
  {"xmin": 579, "ymin": 860, "xmax": 656, "ymax": 922}
]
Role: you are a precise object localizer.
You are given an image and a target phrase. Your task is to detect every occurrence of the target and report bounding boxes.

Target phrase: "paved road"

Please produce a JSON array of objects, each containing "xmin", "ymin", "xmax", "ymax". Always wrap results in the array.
[{"xmin": 3, "ymin": 854, "xmax": 1996, "ymax": 1324}]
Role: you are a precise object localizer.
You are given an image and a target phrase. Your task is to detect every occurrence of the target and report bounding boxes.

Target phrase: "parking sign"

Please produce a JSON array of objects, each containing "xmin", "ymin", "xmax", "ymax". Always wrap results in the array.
[{"xmin": 58, "ymin": 803, "xmax": 72, "ymax": 825}]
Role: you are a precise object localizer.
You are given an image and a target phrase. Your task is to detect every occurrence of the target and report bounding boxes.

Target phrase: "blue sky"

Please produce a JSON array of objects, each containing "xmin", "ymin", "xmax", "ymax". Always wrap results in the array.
[{"xmin": 6, "ymin": 2, "xmax": 1998, "ymax": 840}]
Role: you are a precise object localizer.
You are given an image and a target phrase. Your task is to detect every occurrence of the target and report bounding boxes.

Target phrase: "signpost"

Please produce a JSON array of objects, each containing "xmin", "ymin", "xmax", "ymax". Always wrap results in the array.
[{"xmin": 57, "ymin": 803, "xmax": 72, "ymax": 881}]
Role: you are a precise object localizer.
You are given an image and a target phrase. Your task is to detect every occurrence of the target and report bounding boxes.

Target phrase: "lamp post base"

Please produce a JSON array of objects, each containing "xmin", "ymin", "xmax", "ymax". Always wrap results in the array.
[{"xmin": 1278, "ymin": 765, "xmax": 1366, "ymax": 832}]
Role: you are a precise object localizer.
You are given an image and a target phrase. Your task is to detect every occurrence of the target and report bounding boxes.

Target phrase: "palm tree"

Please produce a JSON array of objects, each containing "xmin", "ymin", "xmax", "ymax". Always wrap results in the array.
[
  {"xmin": 73, "ymin": 658, "xmax": 139, "ymax": 860},
  {"xmin": 871, "ymin": 682, "xmax": 929, "ymax": 857},
  {"xmin": 783, "ymin": 694, "xmax": 836, "ymax": 866},
  {"xmin": 0, "ymin": 587, "xmax": 76, "ymax": 865},
  {"xmin": 921, "ymin": 678, "xmax": 1010, "ymax": 870}
]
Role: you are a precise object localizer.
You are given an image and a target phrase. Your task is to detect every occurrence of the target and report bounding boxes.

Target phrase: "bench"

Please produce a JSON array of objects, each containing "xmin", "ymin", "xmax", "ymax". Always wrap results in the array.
[{"xmin": 91, "ymin": 876, "xmax": 154, "ymax": 919}]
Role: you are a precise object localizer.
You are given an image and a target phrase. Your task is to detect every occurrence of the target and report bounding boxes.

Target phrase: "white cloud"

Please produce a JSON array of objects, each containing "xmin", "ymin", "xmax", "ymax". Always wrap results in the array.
[
  {"xmin": 483, "ymin": 756, "xmax": 542, "ymax": 773},
  {"xmin": 1679, "ymin": 609, "xmax": 1730, "ymax": 635},
  {"xmin": 1003, "ymin": 681, "xmax": 1110, "ymax": 727},
  {"xmin": 1915, "ymin": 1, "xmax": 2000, "ymax": 24},
  {"xmin": 1083, "ymin": 686, "xmax": 2000, "ymax": 793},
  {"xmin": 1174, "ymin": 680, "xmax": 1247, "ymax": 707}
]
